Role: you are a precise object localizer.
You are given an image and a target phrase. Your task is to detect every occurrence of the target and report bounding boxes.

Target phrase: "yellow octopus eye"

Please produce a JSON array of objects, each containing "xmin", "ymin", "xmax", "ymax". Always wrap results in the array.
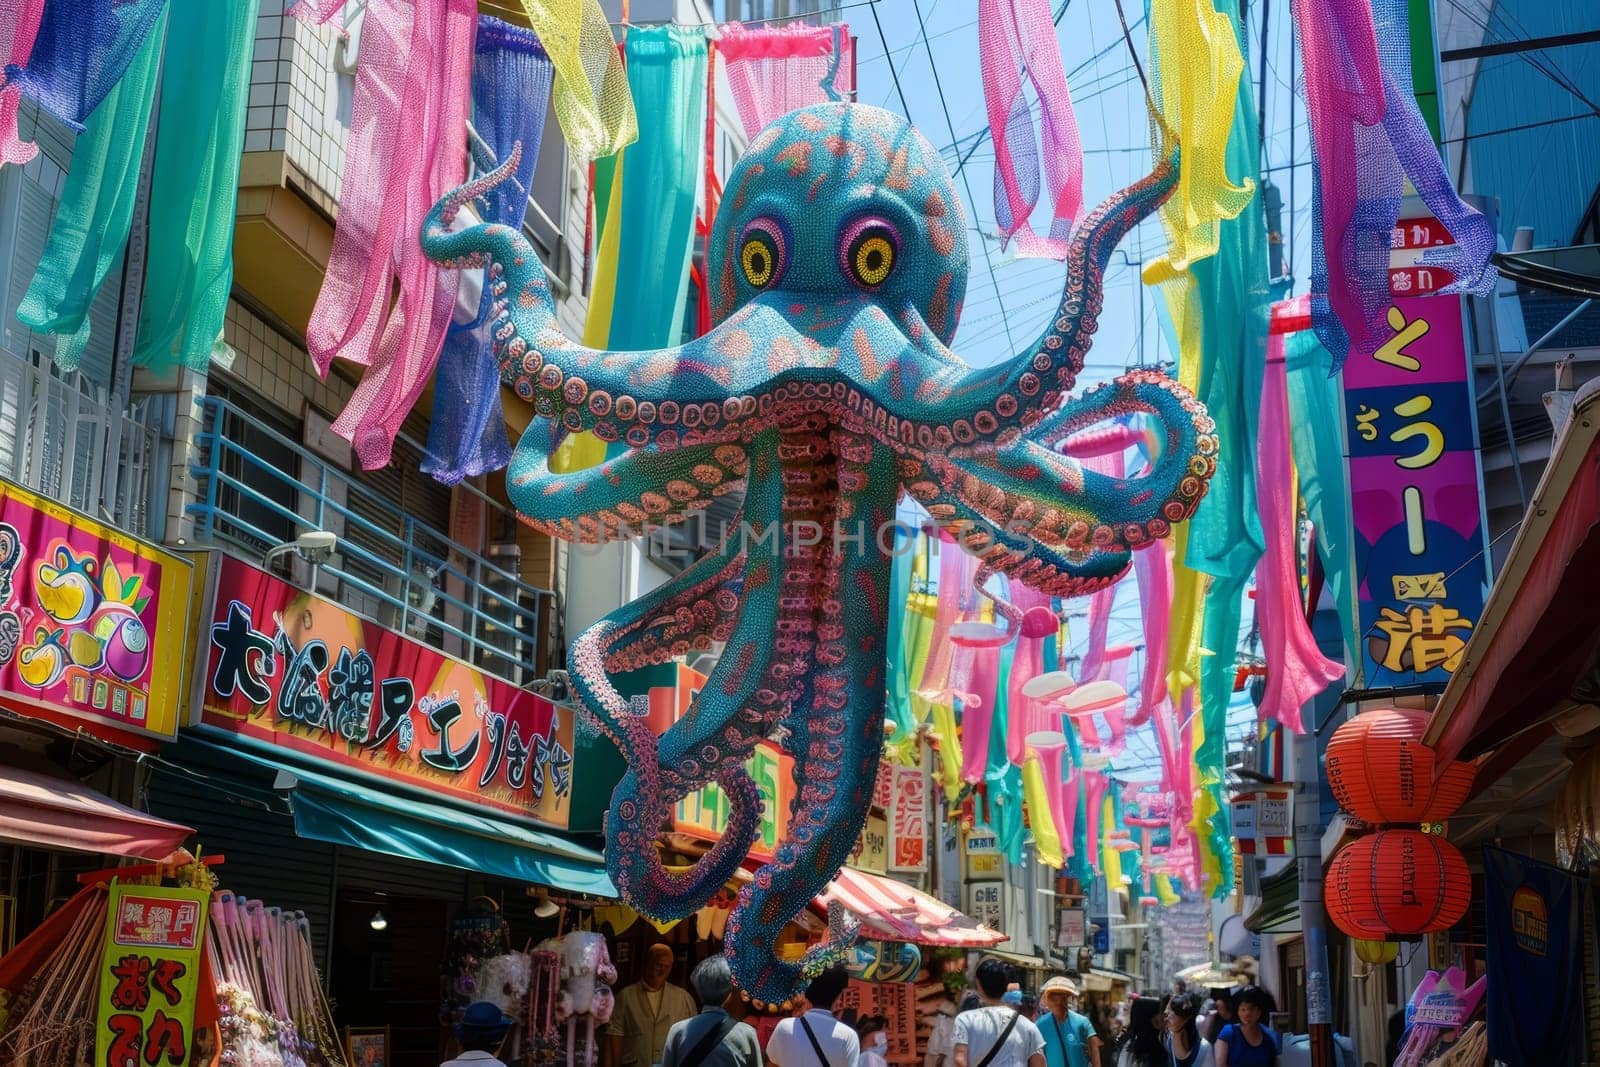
[
  {"xmin": 853, "ymin": 236, "xmax": 895, "ymax": 286},
  {"xmin": 741, "ymin": 237, "xmax": 776, "ymax": 287},
  {"xmin": 840, "ymin": 216, "xmax": 902, "ymax": 290},
  {"xmin": 738, "ymin": 217, "xmax": 786, "ymax": 289}
]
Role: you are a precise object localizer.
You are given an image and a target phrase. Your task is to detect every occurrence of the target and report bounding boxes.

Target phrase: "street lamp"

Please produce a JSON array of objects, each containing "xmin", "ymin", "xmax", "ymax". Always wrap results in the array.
[{"xmin": 263, "ymin": 530, "xmax": 339, "ymax": 592}]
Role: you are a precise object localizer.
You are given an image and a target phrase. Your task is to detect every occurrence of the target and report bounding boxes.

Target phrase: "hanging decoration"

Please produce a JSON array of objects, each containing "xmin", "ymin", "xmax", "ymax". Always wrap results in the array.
[
  {"xmin": 1294, "ymin": 0, "xmax": 1496, "ymax": 369},
  {"xmin": 1141, "ymin": 0, "xmax": 1254, "ymax": 292},
  {"xmin": 716, "ymin": 21, "xmax": 854, "ymax": 141},
  {"xmin": 1323, "ymin": 707, "xmax": 1475, "ymax": 823},
  {"xmin": 0, "ymin": 0, "xmax": 44, "ymax": 165},
  {"xmin": 512, "ymin": 0, "xmax": 637, "ymax": 164},
  {"xmin": 16, "ymin": 11, "xmax": 166, "ymax": 369},
  {"xmin": 17, "ymin": 0, "xmax": 256, "ymax": 372},
  {"xmin": 423, "ymin": 101, "xmax": 1215, "ymax": 1006},
  {"xmin": 978, "ymin": 0, "xmax": 1083, "ymax": 258},
  {"xmin": 423, "ymin": 17, "xmax": 554, "ymax": 485},
  {"xmin": 297, "ymin": 0, "xmax": 475, "ymax": 468},
  {"xmin": 9, "ymin": 0, "xmax": 170, "ymax": 131},
  {"xmin": 1323, "ymin": 709, "xmax": 1474, "ymax": 941}
]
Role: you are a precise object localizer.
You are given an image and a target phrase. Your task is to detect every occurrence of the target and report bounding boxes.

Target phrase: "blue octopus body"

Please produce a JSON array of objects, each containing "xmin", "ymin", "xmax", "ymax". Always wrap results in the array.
[{"xmin": 423, "ymin": 102, "xmax": 1217, "ymax": 1007}]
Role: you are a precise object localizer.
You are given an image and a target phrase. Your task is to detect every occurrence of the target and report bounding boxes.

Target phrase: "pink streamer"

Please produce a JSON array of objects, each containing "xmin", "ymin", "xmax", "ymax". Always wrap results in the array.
[
  {"xmin": 1254, "ymin": 331, "xmax": 1345, "ymax": 732},
  {"xmin": 978, "ymin": 0, "xmax": 1083, "ymax": 259},
  {"xmin": 962, "ymin": 637, "xmax": 1003, "ymax": 785},
  {"xmin": 0, "ymin": 0, "xmax": 46, "ymax": 166},
  {"xmin": 313, "ymin": 0, "xmax": 473, "ymax": 469},
  {"xmin": 1131, "ymin": 542, "xmax": 1172, "ymax": 728},
  {"xmin": 1057, "ymin": 771, "xmax": 1078, "ymax": 860},
  {"xmin": 918, "ymin": 533, "xmax": 973, "ymax": 703},
  {"xmin": 1171, "ymin": 688, "xmax": 1196, "ymax": 824},
  {"xmin": 1100, "ymin": 645, "xmax": 1134, "ymax": 752},
  {"xmin": 1083, "ymin": 769, "xmax": 1108, "ymax": 870},
  {"xmin": 716, "ymin": 22, "xmax": 853, "ymax": 140},
  {"xmin": 1004, "ymin": 583, "xmax": 1056, "ymax": 765}
]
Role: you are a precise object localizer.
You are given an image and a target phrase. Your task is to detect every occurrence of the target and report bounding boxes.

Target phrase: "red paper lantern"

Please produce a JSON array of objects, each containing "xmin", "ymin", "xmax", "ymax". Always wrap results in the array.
[
  {"xmin": 1324, "ymin": 830, "xmax": 1471, "ymax": 939},
  {"xmin": 1324, "ymin": 708, "xmax": 1475, "ymax": 824}
]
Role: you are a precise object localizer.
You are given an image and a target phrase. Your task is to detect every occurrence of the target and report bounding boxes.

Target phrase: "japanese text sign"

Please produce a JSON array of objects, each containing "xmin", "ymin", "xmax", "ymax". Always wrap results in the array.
[
  {"xmin": 0, "ymin": 479, "xmax": 192, "ymax": 739},
  {"xmin": 849, "ymin": 812, "xmax": 890, "ymax": 874},
  {"xmin": 964, "ymin": 829, "xmax": 1003, "ymax": 881},
  {"xmin": 1058, "ymin": 907, "xmax": 1086, "ymax": 947},
  {"xmin": 887, "ymin": 765, "xmax": 929, "ymax": 872},
  {"xmin": 202, "ymin": 557, "xmax": 574, "ymax": 827},
  {"xmin": 836, "ymin": 980, "xmax": 918, "ymax": 1063},
  {"xmin": 965, "ymin": 881, "xmax": 1005, "ymax": 936},
  {"xmin": 96, "ymin": 882, "xmax": 209, "ymax": 1067},
  {"xmin": 1341, "ymin": 213, "xmax": 1490, "ymax": 688}
]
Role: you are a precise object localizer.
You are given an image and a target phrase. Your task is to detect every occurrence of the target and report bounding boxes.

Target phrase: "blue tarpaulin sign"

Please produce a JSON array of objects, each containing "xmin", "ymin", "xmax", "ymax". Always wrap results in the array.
[{"xmin": 1484, "ymin": 846, "xmax": 1587, "ymax": 1065}]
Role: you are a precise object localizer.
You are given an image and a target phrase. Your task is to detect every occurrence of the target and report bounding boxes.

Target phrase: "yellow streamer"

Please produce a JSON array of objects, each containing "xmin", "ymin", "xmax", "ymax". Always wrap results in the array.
[
  {"xmin": 516, "ymin": 0, "xmax": 638, "ymax": 163},
  {"xmin": 1166, "ymin": 527, "xmax": 1208, "ymax": 704},
  {"xmin": 1101, "ymin": 794, "xmax": 1123, "ymax": 887},
  {"xmin": 1143, "ymin": 0, "xmax": 1254, "ymax": 288},
  {"xmin": 1156, "ymin": 874, "xmax": 1181, "ymax": 907},
  {"xmin": 550, "ymin": 151, "xmax": 627, "ymax": 474},
  {"xmin": 1023, "ymin": 755, "xmax": 1064, "ymax": 869}
]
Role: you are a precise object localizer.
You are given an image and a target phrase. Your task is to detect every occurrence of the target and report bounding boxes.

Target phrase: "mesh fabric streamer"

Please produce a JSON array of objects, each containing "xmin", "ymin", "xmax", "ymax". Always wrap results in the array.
[
  {"xmin": 715, "ymin": 21, "xmax": 853, "ymax": 141},
  {"xmin": 130, "ymin": 0, "xmax": 259, "ymax": 370},
  {"xmin": 422, "ymin": 17, "xmax": 554, "ymax": 485},
  {"xmin": 978, "ymin": 0, "xmax": 1083, "ymax": 259},
  {"xmin": 11, "ymin": 0, "xmax": 169, "ymax": 131},
  {"xmin": 1296, "ymin": 0, "xmax": 1496, "ymax": 369},
  {"xmin": 17, "ymin": 9, "xmax": 167, "ymax": 370},
  {"xmin": 0, "ymin": 0, "xmax": 45, "ymax": 164},
  {"xmin": 515, "ymin": 0, "xmax": 636, "ymax": 163}
]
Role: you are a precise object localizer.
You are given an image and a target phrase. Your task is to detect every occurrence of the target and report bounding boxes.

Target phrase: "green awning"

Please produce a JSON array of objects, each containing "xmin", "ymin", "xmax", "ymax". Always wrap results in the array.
[
  {"xmin": 192, "ymin": 735, "xmax": 616, "ymax": 897},
  {"xmin": 1243, "ymin": 863, "xmax": 1301, "ymax": 935}
]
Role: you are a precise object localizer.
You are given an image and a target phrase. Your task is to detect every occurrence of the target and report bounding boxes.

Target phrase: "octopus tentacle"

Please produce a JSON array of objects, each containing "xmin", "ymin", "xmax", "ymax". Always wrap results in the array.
[
  {"xmin": 725, "ymin": 430, "xmax": 896, "ymax": 1007},
  {"xmin": 947, "ymin": 150, "xmax": 1181, "ymax": 427}
]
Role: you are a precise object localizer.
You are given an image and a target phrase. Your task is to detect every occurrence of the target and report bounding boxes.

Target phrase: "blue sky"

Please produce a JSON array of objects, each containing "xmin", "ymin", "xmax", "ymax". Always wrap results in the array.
[{"xmin": 857, "ymin": 0, "xmax": 1314, "ymax": 778}]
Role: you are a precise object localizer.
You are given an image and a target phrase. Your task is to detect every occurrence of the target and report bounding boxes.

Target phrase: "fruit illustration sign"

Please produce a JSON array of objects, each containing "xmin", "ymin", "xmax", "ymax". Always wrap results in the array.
[
  {"xmin": 0, "ymin": 479, "xmax": 193, "ymax": 740},
  {"xmin": 201, "ymin": 556, "xmax": 574, "ymax": 828},
  {"xmin": 1341, "ymin": 211, "xmax": 1491, "ymax": 689}
]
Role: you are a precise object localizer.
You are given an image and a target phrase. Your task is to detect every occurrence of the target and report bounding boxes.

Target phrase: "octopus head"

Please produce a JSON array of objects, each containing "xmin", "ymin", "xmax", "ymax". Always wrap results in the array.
[{"xmin": 708, "ymin": 103, "xmax": 970, "ymax": 345}]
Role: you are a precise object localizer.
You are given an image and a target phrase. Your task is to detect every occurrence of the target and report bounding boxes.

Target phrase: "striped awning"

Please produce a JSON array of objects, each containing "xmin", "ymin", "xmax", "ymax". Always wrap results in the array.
[{"xmin": 816, "ymin": 867, "xmax": 1006, "ymax": 948}]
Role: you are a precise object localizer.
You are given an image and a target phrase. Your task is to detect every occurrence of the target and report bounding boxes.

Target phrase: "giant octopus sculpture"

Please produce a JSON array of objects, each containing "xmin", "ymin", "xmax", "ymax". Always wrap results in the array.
[{"xmin": 423, "ymin": 102, "xmax": 1217, "ymax": 1007}]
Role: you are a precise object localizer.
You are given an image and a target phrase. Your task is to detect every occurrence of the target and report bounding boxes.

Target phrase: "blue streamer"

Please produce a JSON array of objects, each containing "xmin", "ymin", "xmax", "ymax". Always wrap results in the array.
[{"xmin": 12, "ymin": 0, "xmax": 169, "ymax": 131}]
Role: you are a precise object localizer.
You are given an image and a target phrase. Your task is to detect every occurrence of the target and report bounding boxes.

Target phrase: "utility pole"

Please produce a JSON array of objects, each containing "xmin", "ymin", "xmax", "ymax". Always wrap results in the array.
[{"xmin": 1293, "ymin": 729, "xmax": 1335, "ymax": 1066}]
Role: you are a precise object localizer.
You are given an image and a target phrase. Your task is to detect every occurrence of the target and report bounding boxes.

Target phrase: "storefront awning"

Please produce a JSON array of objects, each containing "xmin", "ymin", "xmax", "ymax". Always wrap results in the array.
[
  {"xmin": 816, "ymin": 867, "xmax": 1006, "ymax": 948},
  {"xmin": 204, "ymin": 739, "xmax": 616, "ymax": 897},
  {"xmin": 1243, "ymin": 863, "xmax": 1301, "ymax": 936},
  {"xmin": 0, "ymin": 764, "xmax": 192, "ymax": 859},
  {"xmin": 1425, "ymin": 376, "xmax": 1600, "ymax": 767}
]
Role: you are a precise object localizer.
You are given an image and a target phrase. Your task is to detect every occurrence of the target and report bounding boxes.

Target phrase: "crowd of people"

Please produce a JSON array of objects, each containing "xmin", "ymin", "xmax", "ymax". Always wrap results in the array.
[{"xmin": 434, "ymin": 952, "xmax": 1282, "ymax": 1067}]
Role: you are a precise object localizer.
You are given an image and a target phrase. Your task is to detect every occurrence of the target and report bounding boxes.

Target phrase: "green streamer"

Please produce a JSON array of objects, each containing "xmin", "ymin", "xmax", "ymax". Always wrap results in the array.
[
  {"xmin": 132, "ymin": 0, "xmax": 259, "ymax": 369},
  {"xmin": 1286, "ymin": 328, "xmax": 1358, "ymax": 655},
  {"xmin": 17, "ymin": 11, "xmax": 167, "ymax": 369}
]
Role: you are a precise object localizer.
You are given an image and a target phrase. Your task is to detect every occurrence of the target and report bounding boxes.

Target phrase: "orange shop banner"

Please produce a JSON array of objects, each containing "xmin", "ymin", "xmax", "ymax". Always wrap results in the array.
[
  {"xmin": 202, "ymin": 556, "xmax": 574, "ymax": 828},
  {"xmin": 0, "ymin": 479, "xmax": 193, "ymax": 740}
]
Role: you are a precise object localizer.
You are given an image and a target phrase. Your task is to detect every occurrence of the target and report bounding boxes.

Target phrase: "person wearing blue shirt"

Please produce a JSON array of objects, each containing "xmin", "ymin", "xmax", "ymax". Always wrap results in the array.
[
  {"xmin": 1213, "ymin": 987, "xmax": 1279, "ymax": 1067},
  {"xmin": 1037, "ymin": 977, "xmax": 1102, "ymax": 1067}
]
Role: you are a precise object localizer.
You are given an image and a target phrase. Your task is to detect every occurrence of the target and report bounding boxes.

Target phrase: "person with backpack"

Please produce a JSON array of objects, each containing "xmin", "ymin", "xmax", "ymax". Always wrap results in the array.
[
  {"xmin": 1212, "ymin": 987, "xmax": 1279, "ymax": 1067},
  {"xmin": 659, "ymin": 957, "xmax": 763, "ymax": 1067},
  {"xmin": 952, "ymin": 958, "xmax": 1047, "ymax": 1067},
  {"xmin": 766, "ymin": 965, "xmax": 860, "ymax": 1067}
]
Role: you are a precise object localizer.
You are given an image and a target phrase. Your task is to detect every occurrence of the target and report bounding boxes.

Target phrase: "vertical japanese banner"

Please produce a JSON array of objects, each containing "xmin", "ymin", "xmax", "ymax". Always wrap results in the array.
[
  {"xmin": 96, "ymin": 881, "xmax": 210, "ymax": 1067},
  {"xmin": 887, "ymin": 765, "xmax": 929, "ymax": 872},
  {"xmin": 1341, "ymin": 210, "xmax": 1491, "ymax": 688},
  {"xmin": 834, "ymin": 979, "xmax": 919, "ymax": 1063}
]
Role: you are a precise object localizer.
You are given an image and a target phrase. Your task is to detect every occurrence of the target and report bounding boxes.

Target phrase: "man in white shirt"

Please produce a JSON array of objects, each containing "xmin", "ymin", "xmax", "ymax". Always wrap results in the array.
[
  {"xmin": 953, "ymin": 959, "xmax": 1047, "ymax": 1067},
  {"xmin": 441, "ymin": 1001, "xmax": 514, "ymax": 1067},
  {"xmin": 766, "ymin": 964, "xmax": 861, "ymax": 1067}
]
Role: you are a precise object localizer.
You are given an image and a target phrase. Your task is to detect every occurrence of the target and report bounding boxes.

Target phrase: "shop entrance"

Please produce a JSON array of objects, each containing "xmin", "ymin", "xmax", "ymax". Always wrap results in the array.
[{"xmin": 334, "ymin": 892, "xmax": 449, "ymax": 1067}]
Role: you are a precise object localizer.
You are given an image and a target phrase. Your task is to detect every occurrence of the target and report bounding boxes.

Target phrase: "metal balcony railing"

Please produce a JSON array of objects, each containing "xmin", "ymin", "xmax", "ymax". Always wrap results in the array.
[
  {"xmin": 0, "ymin": 352, "xmax": 162, "ymax": 537},
  {"xmin": 187, "ymin": 395, "xmax": 555, "ymax": 685}
]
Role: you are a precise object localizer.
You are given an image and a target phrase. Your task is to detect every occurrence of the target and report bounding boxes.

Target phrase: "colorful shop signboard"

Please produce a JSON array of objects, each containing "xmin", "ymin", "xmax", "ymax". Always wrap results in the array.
[
  {"xmin": 95, "ymin": 882, "xmax": 209, "ymax": 1066},
  {"xmin": 0, "ymin": 479, "xmax": 192, "ymax": 740},
  {"xmin": 201, "ymin": 556, "xmax": 574, "ymax": 827},
  {"xmin": 1341, "ymin": 210, "xmax": 1491, "ymax": 688}
]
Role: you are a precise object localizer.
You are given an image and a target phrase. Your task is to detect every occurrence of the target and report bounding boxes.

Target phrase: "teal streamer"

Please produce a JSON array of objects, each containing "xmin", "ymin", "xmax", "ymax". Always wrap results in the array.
[
  {"xmin": 1185, "ymin": 0, "xmax": 1269, "ymax": 582},
  {"xmin": 605, "ymin": 26, "xmax": 707, "ymax": 352},
  {"xmin": 884, "ymin": 524, "xmax": 918, "ymax": 742},
  {"xmin": 1286, "ymin": 328, "xmax": 1358, "ymax": 656},
  {"xmin": 131, "ymin": 0, "xmax": 259, "ymax": 369},
  {"xmin": 17, "ymin": 11, "xmax": 167, "ymax": 370}
]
